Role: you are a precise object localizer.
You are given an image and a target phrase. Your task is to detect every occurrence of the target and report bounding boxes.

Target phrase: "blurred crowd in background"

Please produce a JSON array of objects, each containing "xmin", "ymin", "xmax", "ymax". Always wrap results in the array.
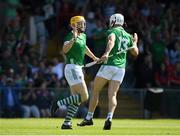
[{"xmin": 0, "ymin": 0, "xmax": 179, "ymax": 118}]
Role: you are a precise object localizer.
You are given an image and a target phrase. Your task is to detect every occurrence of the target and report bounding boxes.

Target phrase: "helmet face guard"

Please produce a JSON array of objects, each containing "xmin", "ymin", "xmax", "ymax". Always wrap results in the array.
[
  {"xmin": 76, "ymin": 21, "xmax": 86, "ymax": 32},
  {"xmin": 109, "ymin": 19, "xmax": 116, "ymax": 28},
  {"xmin": 70, "ymin": 16, "xmax": 86, "ymax": 32}
]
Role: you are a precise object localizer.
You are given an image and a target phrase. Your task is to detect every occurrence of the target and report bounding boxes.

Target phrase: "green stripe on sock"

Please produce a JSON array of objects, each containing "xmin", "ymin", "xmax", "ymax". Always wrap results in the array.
[
  {"xmin": 60, "ymin": 101, "xmax": 63, "ymax": 105},
  {"xmin": 70, "ymin": 96, "xmax": 73, "ymax": 103},
  {"xmin": 77, "ymin": 94, "xmax": 81, "ymax": 103},
  {"xmin": 68, "ymin": 109, "xmax": 75, "ymax": 115},
  {"xmin": 67, "ymin": 98, "xmax": 70, "ymax": 104},
  {"xmin": 76, "ymin": 95, "xmax": 79, "ymax": 103},
  {"xmin": 67, "ymin": 112, "xmax": 74, "ymax": 117},
  {"xmin": 63, "ymin": 99, "xmax": 66, "ymax": 105},
  {"xmin": 64, "ymin": 104, "xmax": 79, "ymax": 123},
  {"xmin": 71, "ymin": 105, "xmax": 78, "ymax": 110},
  {"xmin": 59, "ymin": 94, "xmax": 81, "ymax": 106},
  {"xmin": 73, "ymin": 95, "xmax": 76, "ymax": 103}
]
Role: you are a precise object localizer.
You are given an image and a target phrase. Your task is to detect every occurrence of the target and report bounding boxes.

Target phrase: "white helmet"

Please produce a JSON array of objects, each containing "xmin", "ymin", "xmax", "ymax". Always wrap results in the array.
[{"xmin": 109, "ymin": 13, "xmax": 124, "ymax": 27}]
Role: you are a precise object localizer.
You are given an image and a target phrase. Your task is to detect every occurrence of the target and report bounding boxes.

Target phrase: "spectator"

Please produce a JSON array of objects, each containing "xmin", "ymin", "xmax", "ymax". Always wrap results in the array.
[
  {"xmin": 51, "ymin": 57, "xmax": 64, "ymax": 80},
  {"xmin": 3, "ymin": 0, "xmax": 21, "ymax": 24},
  {"xmin": 34, "ymin": 7, "xmax": 48, "ymax": 60},
  {"xmin": 0, "ymin": 74, "xmax": 6, "ymax": 117},
  {"xmin": 56, "ymin": 1, "xmax": 74, "ymax": 36},
  {"xmin": 166, "ymin": 40, "xmax": 180, "ymax": 65},
  {"xmin": 0, "ymin": 48, "xmax": 18, "ymax": 72},
  {"xmin": 170, "ymin": 61, "xmax": 180, "ymax": 88},
  {"xmin": 21, "ymin": 79, "xmax": 40, "ymax": 118},
  {"xmin": 30, "ymin": 58, "xmax": 39, "ymax": 74},
  {"xmin": 135, "ymin": 53, "xmax": 154, "ymax": 88},
  {"xmin": 150, "ymin": 31, "xmax": 166, "ymax": 70},
  {"xmin": 36, "ymin": 81, "xmax": 52, "ymax": 117},
  {"xmin": 86, "ymin": 11, "xmax": 97, "ymax": 42},
  {"xmin": 43, "ymin": 0, "xmax": 56, "ymax": 38},
  {"xmin": 102, "ymin": 0, "xmax": 116, "ymax": 20},
  {"xmin": 92, "ymin": 19, "xmax": 107, "ymax": 56},
  {"xmin": 1, "ymin": 78, "xmax": 24, "ymax": 117},
  {"xmin": 155, "ymin": 63, "xmax": 171, "ymax": 88},
  {"xmin": 47, "ymin": 73, "xmax": 58, "ymax": 89},
  {"xmin": 15, "ymin": 34, "xmax": 30, "ymax": 61},
  {"xmin": 3, "ymin": 33, "xmax": 16, "ymax": 53},
  {"xmin": 39, "ymin": 60, "xmax": 48, "ymax": 74}
]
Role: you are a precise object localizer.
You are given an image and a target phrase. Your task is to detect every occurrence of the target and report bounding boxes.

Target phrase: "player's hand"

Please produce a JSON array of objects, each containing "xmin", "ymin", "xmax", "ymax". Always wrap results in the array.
[
  {"xmin": 131, "ymin": 33, "xmax": 139, "ymax": 56},
  {"xmin": 72, "ymin": 27, "xmax": 78, "ymax": 39},
  {"xmin": 99, "ymin": 53, "xmax": 109, "ymax": 63},
  {"xmin": 133, "ymin": 33, "xmax": 138, "ymax": 44}
]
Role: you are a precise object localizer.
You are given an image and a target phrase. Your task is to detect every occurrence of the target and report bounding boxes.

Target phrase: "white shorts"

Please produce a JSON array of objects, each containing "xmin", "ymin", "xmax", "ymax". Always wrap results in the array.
[
  {"xmin": 96, "ymin": 65, "xmax": 125, "ymax": 84},
  {"xmin": 64, "ymin": 64, "xmax": 84, "ymax": 86}
]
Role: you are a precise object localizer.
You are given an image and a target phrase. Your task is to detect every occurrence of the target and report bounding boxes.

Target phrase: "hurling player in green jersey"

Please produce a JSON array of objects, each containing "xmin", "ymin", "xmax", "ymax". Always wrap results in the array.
[
  {"xmin": 78, "ymin": 13, "xmax": 139, "ymax": 130},
  {"xmin": 51, "ymin": 16, "xmax": 98, "ymax": 129}
]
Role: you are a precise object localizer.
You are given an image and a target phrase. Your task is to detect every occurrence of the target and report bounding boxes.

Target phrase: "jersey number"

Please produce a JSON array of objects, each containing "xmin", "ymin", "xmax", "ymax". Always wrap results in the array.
[{"xmin": 118, "ymin": 37, "xmax": 129, "ymax": 51}]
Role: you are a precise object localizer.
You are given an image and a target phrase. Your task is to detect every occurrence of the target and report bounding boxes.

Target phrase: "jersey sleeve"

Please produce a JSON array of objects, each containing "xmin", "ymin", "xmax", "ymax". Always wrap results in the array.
[
  {"xmin": 83, "ymin": 33, "xmax": 87, "ymax": 45},
  {"xmin": 106, "ymin": 29, "xmax": 116, "ymax": 43},
  {"xmin": 107, "ymin": 29, "xmax": 115, "ymax": 37}
]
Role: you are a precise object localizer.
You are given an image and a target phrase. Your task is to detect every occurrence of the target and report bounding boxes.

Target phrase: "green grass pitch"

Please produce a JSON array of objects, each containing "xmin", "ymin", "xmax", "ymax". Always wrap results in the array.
[{"xmin": 0, "ymin": 119, "xmax": 180, "ymax": 135}]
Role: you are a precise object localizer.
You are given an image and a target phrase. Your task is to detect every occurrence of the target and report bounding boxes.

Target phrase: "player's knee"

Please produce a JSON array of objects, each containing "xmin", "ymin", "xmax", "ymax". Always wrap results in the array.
[
  {"xmin": 85, "ymin": 93, "xmax": 89, "ymax": 101},
  {"xmin": 81, "ymin": 93, "xmax": 89, "ymax": 102},
  {"xmin": 111, "ymin": 99, "xmax": 117, "ymax": 107},
  {"xmin": 112, "ymin": 102, "xmax": 117, "ymax": 107}
]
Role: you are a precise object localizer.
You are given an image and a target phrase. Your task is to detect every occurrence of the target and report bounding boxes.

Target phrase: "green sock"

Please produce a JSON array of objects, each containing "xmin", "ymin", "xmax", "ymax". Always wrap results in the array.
[
  {"xmin": 64, "ymin": 104, "xmax": 79, "ymax": 124},
  {"xmin": 57, "ymin": 94, "xmax": 81, "ymax": 106}
]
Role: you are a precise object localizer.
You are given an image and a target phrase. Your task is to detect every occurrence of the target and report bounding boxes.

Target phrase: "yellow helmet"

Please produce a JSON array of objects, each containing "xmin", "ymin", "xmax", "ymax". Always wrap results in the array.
[
  {"xmin": 70, "ymin": 16, "xmax": 85, "ymax": 25},
  {"xmin": 70, "ymin": 16, "xmax": 86, "ymax": 32}
]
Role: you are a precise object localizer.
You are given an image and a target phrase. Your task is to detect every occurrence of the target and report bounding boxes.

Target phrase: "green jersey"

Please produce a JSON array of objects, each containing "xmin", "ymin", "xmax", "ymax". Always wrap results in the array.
[
  {"xmin": 104, "ymin": 27, "xmax": 133, "ymax": 68},
  {"xmin": 64, "ymin": 32, "xmax": 86, "ymax": 66}
]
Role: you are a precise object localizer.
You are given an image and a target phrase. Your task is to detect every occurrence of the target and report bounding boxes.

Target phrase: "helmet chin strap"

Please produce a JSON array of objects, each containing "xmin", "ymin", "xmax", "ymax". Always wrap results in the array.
[
  {"xmin": 110, "ymin": 20, "xmax": 116, "ymax": 27},
  {"xmin": 77, "ymin": 27, "xmax": 85, "ymax": 33},
  {"xmin": 78, "ymin": 30, "xmax": 84, "ymax": 33}
]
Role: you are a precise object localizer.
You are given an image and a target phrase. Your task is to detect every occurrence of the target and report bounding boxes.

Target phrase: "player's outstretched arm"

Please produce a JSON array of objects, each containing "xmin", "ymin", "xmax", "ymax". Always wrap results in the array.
[
  {"xmin": 100, "ymin": 33, "xmax": 115, "ymax": 62},
  {"xmin": 130, "ymin": 33, "xmax": 139, "ymax": 57},
  {"xmin": 85, "ymin": 46, "xmax": 99, "ymax": 61}
]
